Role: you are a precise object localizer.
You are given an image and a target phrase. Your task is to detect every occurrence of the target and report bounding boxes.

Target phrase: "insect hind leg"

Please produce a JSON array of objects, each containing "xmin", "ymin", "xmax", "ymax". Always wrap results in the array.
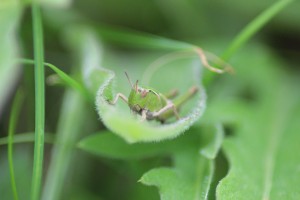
[
  {"xmin": 164, "ymin": 89, "xmax": 178, "ymax": 99},
  {"xmin": 151, "ymin": 101, "xmax": 180, "ymax": 120}
]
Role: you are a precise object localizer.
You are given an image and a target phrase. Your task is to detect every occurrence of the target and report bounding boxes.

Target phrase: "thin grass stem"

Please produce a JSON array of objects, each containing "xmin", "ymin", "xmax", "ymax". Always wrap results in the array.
[
  {"xmin": 204, "ymin": 0, "xmax": 294, "ymax": 85},
  {"xmin": 1, "ymin": 132, "xmax": 55, "ymax": 146},
  {"xmin": 31, "ymin": 3, "xmax": 45, "ymax": 200},
  {"xmin": 221, "ymin": 0, "xmax": 293, "ymax": 61},
  {"xmin": 8, "ymin": 90, "xmax": 24, "ymax": 200}
]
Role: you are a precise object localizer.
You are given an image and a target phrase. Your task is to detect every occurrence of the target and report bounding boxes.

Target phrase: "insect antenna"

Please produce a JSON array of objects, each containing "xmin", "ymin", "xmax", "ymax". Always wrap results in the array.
[
  {"xmin": 124, "ymin": 72, "xmax": 134, "ymax": 89},
  {"xmin": 135, "ymin": 80, "xmax": 139, "ymax": 92}
]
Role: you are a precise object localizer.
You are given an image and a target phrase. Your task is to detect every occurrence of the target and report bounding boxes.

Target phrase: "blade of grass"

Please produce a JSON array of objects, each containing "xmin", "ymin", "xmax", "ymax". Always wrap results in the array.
[
  {"xmin": 0, "ymin": 132, "xmax": 55, "ymax": 146},
  {"xmin": 221, "ymin": 0, "xmax": 294, "ymax": 61},
  {"xmin": 42, "ymin": 26, "xmax": 94, "ymax": 200},
  {"xmin": 95, "ymin": 24, "xmax": 194, "ymax": 50},
  {"xmin": 20, "ymin": 59, "xmax": 92, "ymax": 101},
  {"xmin": 204, "ymin": 0, "xmax": 294, "ymax": 84},
  {"xmin": 8, "ymin": 90, "xmax": 24, "ymax": 200},
  {"xmin": 96, "ymin": 25, "xmax": 231, "ymax": 73},
  {"xmin": 31, "ymin": 3, "xmax": 45, "ymax": 200}
]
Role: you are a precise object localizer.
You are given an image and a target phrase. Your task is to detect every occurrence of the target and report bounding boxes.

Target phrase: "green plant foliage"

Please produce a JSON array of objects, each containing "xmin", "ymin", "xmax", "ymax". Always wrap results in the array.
[
  {"xmin": 31, "ymin": 3, "xmax": 45, "ymax": 200},
  {"xmin": 0, "ymin": 132, "xmax": 55, "ymax": 145},
  {"xmin": 96, "ymin": 65, "xmax": 206, "ymax": 143},
  {"xmin": 218, "ymin": 83, "xmax": 300, "ymax": 199},
  {"xmin": 65, "ymin": 26, "xmax": 207, "ymax": 143},
  {"xmin": 139, "ymin": 125, "xmax": 223, "ymax": 200},
  {"xmin": 79, "ymin": 123, "xmax": 223, "ymax": 160},
  {"xmin": 95, "ymin": 69, "xmax": 205, "ymax": 143},
  {"xmin": 21, "ymin": 59, "xmax": 91, "ymax": 101},
  {"xmin": 201, "ymin": 44, "xmax": 300, "ymax": 199},
  {"xmin": 1, "ymin": 0, "xmax": 299, "ymax": 199},
  {"xmin": 95, "ymin": 25, "xmax": 194, "ymax": 50}
]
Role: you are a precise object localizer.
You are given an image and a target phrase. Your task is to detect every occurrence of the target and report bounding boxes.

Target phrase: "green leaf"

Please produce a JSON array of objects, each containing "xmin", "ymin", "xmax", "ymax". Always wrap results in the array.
[
  {"xmin": 0, "ymin": 132, "xmax": 55, "ymax": 146},
  {"xmin": 78, "ymin": 129, "xmax": 198, "ymax": 160},
  {"xmin": 20, "ymin": 59, "xmax": 92, "ymax": 102},
  {"xmin": 95, "ymin": 24, "xmax": 195, "ymax": 50},
  {"xmin": 200, "ymin": 124, "xmax": 224, "ymax": 159},
  {"xmin": 215, "ymin": 45, "xmax": 300, "ymax": 199},
  {"xmin": 218, "ymin": 82, "xmax": 300, "ymax": 199},
  {"xmin": 96, "ymin": 67, "xmax": 206, "ymax": 143},
  {"xmin": 31, "ymin": 3, "xmax": 45, "ymax": 200},
  {"xmin": 140, "ymin": 125, "xmax": 222, "ymax": 200},
  {"xmin": 221, "ymin": 0, "xmax": 294, "ymax": 61},
  {"xmin": 65, "ymin": 26, "xmax": 207, "ymax": 143}
]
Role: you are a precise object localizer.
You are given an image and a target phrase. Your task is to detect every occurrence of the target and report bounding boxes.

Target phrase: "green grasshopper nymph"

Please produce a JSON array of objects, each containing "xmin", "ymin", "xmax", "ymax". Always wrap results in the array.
[{"xmin": 109, "ymin": 72, "xmax": 198, "ymax": 123}]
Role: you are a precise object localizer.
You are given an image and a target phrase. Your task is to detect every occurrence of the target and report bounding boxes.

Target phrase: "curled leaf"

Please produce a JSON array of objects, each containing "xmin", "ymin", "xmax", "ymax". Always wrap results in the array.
[
  {"xmin": 67, "ymin": 27, "xmax": 207, "ymax": 143},
  {"xmin": 94, "ymin": 65, "xmax": 206, "ymax": 143}
]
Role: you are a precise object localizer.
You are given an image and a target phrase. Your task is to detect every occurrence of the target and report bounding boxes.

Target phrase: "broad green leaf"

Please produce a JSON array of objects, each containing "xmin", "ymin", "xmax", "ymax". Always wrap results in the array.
[
  {"xmin": 65, "ymin": 26, "xmax": 207, "ymax": 143},
  {"xmin": 78, "ymin": 129, "xmax": 199, "ymax": 160},
  {"xmin": 140, "ymin": 125, "xmax": 223, "ymax": 200},
  {"xmin": 0, "ymin": 1, "xmax": 22, "ymax": 118},
  {"xmin": 218, "ymin": 81, "xmax": 300, "ymax": 200},
  {"xmin": 213, "ymin": 45, "xmax": 300, "ymax": 199},
  {"xmin": 141, "ymin": 162, "xmax": 213, "ymax": 200}
]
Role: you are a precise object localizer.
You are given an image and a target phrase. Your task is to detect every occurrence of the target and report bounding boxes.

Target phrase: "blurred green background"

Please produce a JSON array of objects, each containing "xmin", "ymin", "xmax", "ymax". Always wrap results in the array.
[{"xmin": 1, "ymin": 0, "xmax": 300, "ymax": 199}]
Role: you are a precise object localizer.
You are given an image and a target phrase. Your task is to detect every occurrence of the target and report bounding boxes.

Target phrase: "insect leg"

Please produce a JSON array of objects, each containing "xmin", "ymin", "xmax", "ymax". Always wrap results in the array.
[
  {"xmin": 152, "ymin": 101, "xmax": 180, "ymax": 120},
  {"xmin": 173, "ymin": 86, "xmax": 198, "ymax": 109},
  {"xmin": 109, "ymin": 93, "xmax": 128, "ymax": 105},
  {"xmin": 164, "ymin": 89, "xmax": 178, "ymax": 99},
  {"xmin": 140, "ymin": 109, "xmax": 147, "ymax": 122}
]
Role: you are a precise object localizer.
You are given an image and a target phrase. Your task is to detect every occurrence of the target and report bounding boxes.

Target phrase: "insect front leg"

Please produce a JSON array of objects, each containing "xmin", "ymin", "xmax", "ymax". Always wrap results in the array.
[
  {"xmin": 140, "ymin": 109, "xmax": 147, "ymax": 122},
  {"xmin": 109, "ymin": 93, "xmax": 128, "ymax": 105},
  {"xmin": 152, "ymin": 101, "xmax": 180, "ymax": 120}
]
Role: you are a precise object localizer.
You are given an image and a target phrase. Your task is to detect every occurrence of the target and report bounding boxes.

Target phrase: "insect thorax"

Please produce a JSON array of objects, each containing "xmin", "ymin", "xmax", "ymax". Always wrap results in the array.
[{"xmin": 128, "ymin": 87, "xmax": 166, "ymax": 113}]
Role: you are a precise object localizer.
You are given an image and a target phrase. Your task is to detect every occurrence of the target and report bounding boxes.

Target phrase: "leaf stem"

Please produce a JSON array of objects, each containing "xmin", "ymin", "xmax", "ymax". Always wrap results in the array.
[{"xmin": 31, "ymin": 3, "xmax": 45, "ymax": 200}]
